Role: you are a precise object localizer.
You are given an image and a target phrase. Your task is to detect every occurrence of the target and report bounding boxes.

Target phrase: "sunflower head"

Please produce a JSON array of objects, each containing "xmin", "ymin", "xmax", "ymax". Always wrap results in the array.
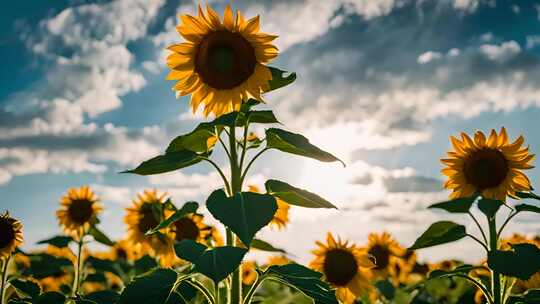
[
  {"xmin": 172, "ymin": 214, "xmax": 212, "ymax": 243},
  {"xmin": 0, "ymin": 211, "xmax": 23, "ymax": 259},
  {"xmin": 310, "ymin": 233, "xmax": 375, "ymax": 303},
  {"xmin": 441, "ymin": 128, "xmax": 535, "ymax": 201},
  {"xmin": 363, "ymin": 232, "xmax": 404, "ymax": 278},
  {"xmin": 56, "ymin": 186, "xmax": 102, "ymax": 239},
  {"xmin": 167, "ymin": 5, "xmax": 278, "ymax": 117}
]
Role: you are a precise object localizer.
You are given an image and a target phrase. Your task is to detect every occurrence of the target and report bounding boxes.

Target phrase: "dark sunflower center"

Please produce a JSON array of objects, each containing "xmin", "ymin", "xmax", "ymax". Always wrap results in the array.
[
  {"xmin": 369, "ymin": 245, "xmax": 390, "ymax": 270},
  {"xmin": 67, "ymin": 199, "xmax": 94, "ymax": 224},
  {"xmin": 195, "ymin": 30, "xmax": 256, "ymax": 89},
  {"xmin": 116, "ymin": 248, "xmax": 128, "ymax": 260},
  {"xmin": 137, "ymin": 205, "xmax": 160, "ymax": 234},
  {"xmin": 323, "ymin": 249, "xmax": 358, "ymax": 286},
  {"xmin": 0, "ymin": 218, "xmax": 15, "ymax": 249},
  {"xmin": 174, "ymin": 218, "xmax": 200, "ymax": 242},
  {"xmin": 463, "ymin": 148, "xmax": 508, "ymax": 190}
]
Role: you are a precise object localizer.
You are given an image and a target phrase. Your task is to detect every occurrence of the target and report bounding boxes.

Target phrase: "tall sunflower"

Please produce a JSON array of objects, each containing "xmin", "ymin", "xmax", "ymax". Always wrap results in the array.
[
  {"xmin": 362, "ymin": 232, "xmax": 405, "ymax": 281},
  {"xmin": 441, "ymin": 128, "xmax": 534, "ymax": 201},
  {"xmin": 124, "ymin": 190, "xmax": 175, "ymax": 266},
  {"xmin": 166, "ymin": 5, "xmax": 278, "ymax": 117},
  {"xmin": 248, "ymin": 185, "xmax": 290, "ymax": 230},
  {"xmin": 56, "ymin": 186, "xmax": 102, "ymax": 239},
  {"xmin": 171, "ymin": 214, "xmax": 212, "ymax": 243},
  {"xmin": 310, "ymin": 233, "xmax": 375, "ymax": 303},
  {"xmin": 0, "ymin": 212, "xmax": 23, "ymax": 259}
]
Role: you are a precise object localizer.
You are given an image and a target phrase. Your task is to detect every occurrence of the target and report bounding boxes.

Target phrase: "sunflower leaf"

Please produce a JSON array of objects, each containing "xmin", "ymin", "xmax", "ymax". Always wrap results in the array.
[
  {"xmin": 515, "ymin": 191, "xmax": 540, "ymax": 201},
  {"xmin": 265, "ymin": 179, "xmax": 337, "ymax": 209},
  {"xmin": 166, "ymin": 126, "xmax": 218, "ymax": 154},
  {"xmin": 251, "ymin": 239, "xmax": 287, "ymax": 253},
  {"xmin": 488, "ymin": 243, "xmax": 540, "ymax": 280},
  {"xmin": 23, "ymin": 253, "xmax": 73, "ymax": 279},
  {"xmin": 507, "ymin": 289, "xmax": 540, "ymax": 304},
  {"xmin": 409, "ymin": 221, "xmax": 467, "ymax": 250},
  {"xmin": 192, "ymin": 246, "xmax": 248, "ymax": 283},
  {"xmin": 89, "ymin": 226, "xmax": 115, "ymax": 246},
  {"xmin": 265, "ymin": 128, "xmax": 344, "ymax": 166},
  {"xmin": 83, "ymin": 291, "xmax": 120, "ymax": 304},
  {"xmin": 36, "ymin": 235, "xmax": 73, "ymax": 248},
  {"xmin": 147, "ymin": 202, "xmax": 199, "ymax": 235},
  {"xmin": 118, "ymin": 268, "xmax": 179, "ymax": 304},
  {"xmin": 86, "ymin": 256, "xmax": 124, "ymax": 277},
  {"xmin": 267, "ymin": 66, "xmax": 296, "ymax": 92},
  {"xmin": 477, "ymin": 198, "xmax": 504, "ymax": 219},
  {"xmin": 514, "ymin": 204, "xmax": 540, "ymax": 214},
  {"xmin": 264, "ymin": 264, "xmax": 338, "ymax": 304},
  {"xmin": 206, "ymin": 189, "xmax": 277, "ymax": 246},
  {"xmin": 375, "ymin": 280, "xmax": 396, "ymax": 300},
  {"xmin": 33, "ymin": 292, "xmax": 66, "ymax": 304},
  {"xmin": 174, "ymin": 239, "xmax": 207, "ymax": 263},
  {"xmin": 122, "ymin": 150, "xmax": 205, "ymax": 175},
  {"xmin": 9, "ymin": 278, "xmax": 41, "ymax": 298},
  {"xmin": 428, "ymin": 196, "xmax": 477, "ymax": 213}
]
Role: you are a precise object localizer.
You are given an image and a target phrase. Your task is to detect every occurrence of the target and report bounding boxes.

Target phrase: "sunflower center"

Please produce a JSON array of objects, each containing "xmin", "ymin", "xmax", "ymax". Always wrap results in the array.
[
  {"xmin": 463, "ymin": 148, "xmax": 509, "ymax": 190},
  {"xmin": 67, "ymin": 199, "xmax": 94, "ymax": 224},
  {"xmin": 0, "ymin": 218, "xmax": 15, "ymax": 249},
  {"xmin": 369, "ymin": 245, "xmax": 390, "ymax": 270},
  {"xmin": 137, "ymin": 205, "xmax": 160, "ymax": 233},
  {"xmin": 195, "ymin": 30, "xmax": 256, "ymax": 89},
  {"xmin": 174, "ymin": 218, "xmax": 200, "ymax": 242},
  {"xmin": 116, "ymin": 248, "xmax": 128, "ymax": 260},
  {"xmin": 323, "ymin": 249, "xmax": 358, "ymax": 286}
]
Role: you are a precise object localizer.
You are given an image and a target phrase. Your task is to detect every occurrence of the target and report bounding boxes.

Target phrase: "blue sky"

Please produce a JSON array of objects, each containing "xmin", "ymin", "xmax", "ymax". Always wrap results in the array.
[{"xmin": 2, "ymin": 0, "xmax": 540, "ymax": 264}]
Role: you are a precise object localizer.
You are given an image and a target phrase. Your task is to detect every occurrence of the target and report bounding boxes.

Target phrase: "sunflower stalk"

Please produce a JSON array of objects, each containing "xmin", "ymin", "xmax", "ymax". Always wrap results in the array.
[
  {"xmin": 488, "ymin": 216, "xmax": 502, "ymax": 304},
  {"xmin": 0, "ymin": 256, "xmax": 10, "ymax": 304},
  {"xmin": 72, "ymin": 235, "xmax": 84, "ymax": 297}
]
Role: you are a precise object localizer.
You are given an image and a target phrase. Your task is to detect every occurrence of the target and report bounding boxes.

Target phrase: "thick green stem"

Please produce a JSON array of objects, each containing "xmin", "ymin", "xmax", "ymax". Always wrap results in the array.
[
  {"xmin": 227, "ymin": 125, "xmax": 242, "ymax": 304},
  {"xmin": 0, "ymin": 256, "xmax": 10, "ymax": 304},
  {"xmin": 72, "ymin": 236, "xmax": 84, "ymax": 297},
  {"xmin": 488, "ymin": 217, "xmax": 501, "ymax": 304}
]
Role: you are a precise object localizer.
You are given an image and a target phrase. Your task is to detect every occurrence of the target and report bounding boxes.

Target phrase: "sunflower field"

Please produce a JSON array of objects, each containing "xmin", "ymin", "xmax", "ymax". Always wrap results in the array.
[{"xmin": 1, "ymin": 4, "xmax": 540, "ymax": 304}]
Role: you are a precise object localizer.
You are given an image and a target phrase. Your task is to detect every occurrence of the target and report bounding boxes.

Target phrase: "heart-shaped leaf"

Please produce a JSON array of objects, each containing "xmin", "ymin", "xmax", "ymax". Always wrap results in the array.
[
  {"xmin": 409, "ymin": 221, "xmax": 467, "ymax": 250},
  {"xmin": 118, "ymin": 269, "xmax": 179, "ymax": 304},
  {"xmin": 488, "ymin": 243, "xmax": 540, "ymax": 280},
  {"xmin": 36, "ymin": 236, "xmax": 73, "ymax": 248},
  {"xmin": 477, "ymin": 198, "xmax": 504, "ymax": 219},
  {"xmin": 428, "ymin": 196, "xmax": 477, "ymax": 213},
  {"xmin": 147, "ymin": 202, "xmax": 199, "ymax": 235},
  {"xmin": 206, "ymin": 189, "xmax": 277, "ymax": 246},
  {"xmin": 193, "ymin": 246, "xmax": 248, "ymax": 283},
  {"xmin": 174, "ymin": 240, "xmax": 207, "ymax": 263},
  {"xmin": 265, "ymin": 179, "xmax": 337, "ymax": 209},
  {"xmin": 266, "ymin": 67, "xmax": 296, "ymax": 92},
  {"xmin": 123, "ymin": 151, "xmax": 204, "ymax": 175},
  {"xmin": 265, "ymin": 128, "xmax": 344, "ymax": 166}
]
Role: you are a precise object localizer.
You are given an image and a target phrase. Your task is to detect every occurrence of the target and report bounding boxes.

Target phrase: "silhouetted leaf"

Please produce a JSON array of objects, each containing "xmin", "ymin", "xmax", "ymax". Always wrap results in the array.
[
  {"xmin": 123, "ymin": 151, "xmax": 204, "ymax": 175},
  {"xmin": 428, "ymin": 196, "xmax": 477, "ymax": 213},
  {"xmin": 23, "ymin": 253, "xmax": 72, "ymax": 279},
  {"xmin": 174, "ymin": 240, "xmax": 207, "ymax": 263},
  {"xmin": 265, "ymin": 179, "xmax": 337, "ymax": 209},
  {"xmin": 193, "ymin": 246, "xmax": 248, "ymax": 283},
  {"xmin": 515, "ymin": 192, "xmax": 540, "ymax": 201},
  {"xmin": 507, "ymin": 289, "xmax": 540, "ymax": 304},
  {"xmin": 89, "ymin": 226, "xmax": 114, "ymax": 246},
  {"xmin": 266, "ymin": 128, "xmax": 344, "ymax": 166},
  {"xmin": 251, "ymin": 239, "xmax": 287, "ymax": 253},
  {"xmin": 267, "ymin": 67, "xmax": 296, "ymax": 92},
  {"xmin": 33, "ymin": 292, "xmax": 66, "ymax": 304},
  {"xmin": 36, "ymin": 236, "xmax": 73, "ymax": 248},
  {"xmin": 488, "ymin": 243, "xmax": 540, "ymax": 280},
  {"xmin": 84, "ymin": 291, "xmax": 120, "ymax": 304},
  {"xmin": 477, "ymin": 198, "xmax": 504, "ymax": 219},
  {"xmin": 118, "ymin": 269, "xmax": 179, "ymax": 304},
  {"xmin": 147, "ymin": 202, "xmax": 199, "ymax": 235},
  {"xmin": 9, "ymin": 278, "xmax": 41, "ymax": 298},
  {"xmin": 375, "ymin": 280, "xmax": 396, "ymax": 300},
  {"xmin": 134, "ymin": 255, "xmax": 158, "ymax": 275},
  {"xmin": 409, "ymin": 221, "xmax": 467, "ymax": 250},
  {"xmin": 206, "ymin": 189, "xmax": 277, "ymax": 246},
  {"xmin": 514, "ymin": 204, "xmax": 540, "ymax": 214},
  {"xmin": 86, "ymin": 256, "xmax": 123, "ymax": 277}
]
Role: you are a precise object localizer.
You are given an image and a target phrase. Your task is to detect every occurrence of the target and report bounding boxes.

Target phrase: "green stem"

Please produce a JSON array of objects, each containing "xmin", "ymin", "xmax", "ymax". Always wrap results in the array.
[
  {"xmin": 466, "ymin": 234, "xmax": 489, "ymax": 252},
  {"xmin": 228, "ymin": 125, "xmax": 242, "ymax": 304},
  {"xmin": 240, "ymin": 148, "xmax": 270, "ymax": 185},
  {"xmin": 186, "ymin": 279, "xmax": 215, "ymax": 304},
  {"xmin": 239, "ymin": 120, "xmax": 250, "ymax": 172},
  {"xmin": 72, "ymin": 236, "xmax": 84, "ymax": 297},
  {"xmin": 488, "ymin": 217, "xmax": 501, "ymax": 304},
  {"xmin": 0, "ymin": 256, "xmax": 10, "ymax": 304},
  {"xmin": 242, "ymin": 275, "xmax": 264, "ymax": 304},
  {"xmin": 202, "ymin": 157, "xmax": 231, "ymax": 195},
  {"xmin": 216, "ymin": 127, "xmax": 232, "ymax": 160},
  {"xmin": 497, "ymin": 210, "xmax": 517, "ymax": 239},
  {"xmin": 468, "ymin": 211, "xmax": 489, "ymax": 245},
  {"xmin": 214, "ymin": 281, "xmax": 220, "ymax": 304}
]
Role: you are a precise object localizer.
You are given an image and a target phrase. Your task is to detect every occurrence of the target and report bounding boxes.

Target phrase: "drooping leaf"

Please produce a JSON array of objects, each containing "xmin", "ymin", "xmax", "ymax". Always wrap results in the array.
[
  {"xmin": 264, "ymin": 264, "xmax": 338, "ymax": 304},
  {"xmin": 266, "ymin": 67, "xmax": 296, "ymax": 92},
  {"xmin": 488, "ymin": 243, "xmax": 540, "ymax": 280},
  {"xmin": 409, "ymin": 221, "xmax": 467, "ymax": 250},
  {"xmin": 265, "ymin": 179, "xmax": 337, "ymax": 209},
  {"xmin": 174, "ymin": 240, "xmax": 207, "ymax": 263},
  {"xmin": 123, "ymin": 151, "xmax": 204, "ymax": 175},
  {"xmin": 118, "ymin": 269, "xmax": 179, "ymax": 304},
  {"xmin": 36, "ymin": 235, "xmax": 73, "ymax": 248},
  {"xmin": 88, "ymin": 226, "xmax": 115, "ymax": 246},
  {"xmin": 245, "ymin": 110, "xmax": 280, "ymax": 125},
  {"xmin": 251, "ymin": 239, "xmax": 287, "ymax": 253},
  {"xmin": 9, "ymin": 278, "xmax": 41, "ymax": 298},
  {"xmin": 193, "ymin": 246, "xmax": 248, "ymax": 283},
  {"xmin": 147, "ymin": 202, "xmax": 199, "ymax": 235},
  {"xmin": 33, "ymin": 292, "xmax": 66, "ymax": 304},
  {"xmin": 84, "ymin": 291, "xmax": 120, "ymax": 304},
  {"xmin": 515, "ymin": 191, "xmax": 540, "ymax": 201},
  {"xmin": 206, "ymin": 189, "xmax": 277, "ymax": 246},
  {"xmin": 477, "ymin": 198, "xmax": 504, "ymax": 219},
  {"xmin": 514, "ymin": 204, "xmax": 540, "ymax": 214},
  {"xmin": 375, "ymin": 280, "xmax": 396, "ymax": 300},
  {"xmin": 428, "ymin": 196, "xmax": 477, "ymax": 213},
  {"xmin": 240, "ymin": 99, "xmax": 261, "ymax": 112},
  {"xmin": 265, "ymin": 128, "xmax": 344, "ymax": 166}
]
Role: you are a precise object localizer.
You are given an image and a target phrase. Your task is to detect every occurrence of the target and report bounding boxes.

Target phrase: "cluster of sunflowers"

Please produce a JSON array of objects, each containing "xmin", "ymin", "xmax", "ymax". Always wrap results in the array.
[{"xmin": 1, "ymin": 4, "xmax": 540, "ymax": 304}]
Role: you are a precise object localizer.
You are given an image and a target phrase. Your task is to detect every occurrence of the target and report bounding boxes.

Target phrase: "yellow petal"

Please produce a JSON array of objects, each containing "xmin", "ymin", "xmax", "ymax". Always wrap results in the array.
[
  {"xmin": 474, "ymin": 131, "xmax": 487, "ymax": 147},
  {"xmin": 487, "ymin": 129, "xmax": 498, "ymax": 148},
  {"xmin": 223, "ymin": 5, "xmax": 234, "ymax": 31},
  {"xmin": 243, "ymin": 15, "xmax": 260, "ymax": 34}
]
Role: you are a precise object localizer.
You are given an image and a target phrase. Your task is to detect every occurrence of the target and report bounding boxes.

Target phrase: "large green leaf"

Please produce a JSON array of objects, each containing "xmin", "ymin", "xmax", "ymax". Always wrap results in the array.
[
  {"xmin": 33, "ymin": 292, "xmax": 66, "ymax": 304},
  {"xmin": 267, "ymin": 67, "xmax": 296, "ymax": 92},
  {"xmin": 375, "ymin": 280, "xmax": 396, "ymax": 300},
  {"xmin": 265, "ymin": 179, "xmax": 337, "ymax": 209},
  {"xmin": 89, "ymin": 226, "xmax": 115, "ymax": 246},
  {"xmin": 409, "ymin": 221, "xmax": 467, "ymax": 250},
  {"xmin": 477, "ymin": 198, "xmax": 504, "ymax": 219},
  {"xmin": 123, "ymin": 151, "xmax": 204, "ymax": 175},
  {"xmin": 206, "ymin": 189, "xmax": 277, "ymax": 246},
  {"xmin": 514, "ymin": 204, "xmax": 540, "ymax": 214},
  {"xmin": 166, "ymin": 125, "xmax": 217, "ymax": 154},
  {"xmin": 174, "ymin": 239, "xmax": 207, "ymax": 263},
  {"xmin": 9, "ymin": 278, "xmax": 41, "ymax": 298},
  {"xmin": 85, "ymin": 256, "xmax": 124, "ymax": 277},
  {"xmin": 264, "ymin": 264, "xmax": 338, "ymax": 304},
  {"xmin": 507, "ymin": 289, "xmax": 540, "ymax": 304},
  {"xmin": 251, "ymin": 239, "xmax": 287, "ymax": 253},
  {"xmin": 118, "ymin": 269, "xmax": 179, "ymax": 304},
  {"xmin": 488, "ymin": 243, "xmax": 540, "ymax": 280},
  {"xmin": 147, "ymin": 202, "xmax": 199, "ymax": 235},
  {"xmin": 245, "ymin": 110, "xmax": 279, "ymax": 125},
  {"xmin": 193, "ymin": 246, "xmax": 248, "ymax": 283},
  {"xmin": 428, "ymin": 196, "xmax": 477, "ymax": 213},
  {"xmin": 84, "ymin": 291, "xmax": 120, "ymax": 304},
  {"xmin": 265, "ymin": 128, "xmax": 344, "ymax": 166},
  {"xmin": 134, "ymin": 255, "xmax": 158, "ymax": 275},
  {"xmin": 36, "ymin": 236, "xmax": 73, "ymax": 248},
  {"xmin": 515, "ymin": 191, "xmax": 540, "ymax": 201},
  {"xmin": 23, "ymin": 253, "xmax": 72, "ymax": 279}
]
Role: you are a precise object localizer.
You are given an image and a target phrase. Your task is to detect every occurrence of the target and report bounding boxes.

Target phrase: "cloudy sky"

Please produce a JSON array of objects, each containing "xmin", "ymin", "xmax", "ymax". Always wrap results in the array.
[{"xmin": 2, "ymin": 0, "xmax": 540, "ymax": 264}]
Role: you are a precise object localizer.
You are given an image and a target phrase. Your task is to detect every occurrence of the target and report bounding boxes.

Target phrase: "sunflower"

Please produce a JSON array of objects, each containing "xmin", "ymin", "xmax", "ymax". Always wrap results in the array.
[
  {"xmin": 441, "ymin": 128, "xmax": 535, "ymax": 201},
  {"xmin": 361, "ymin": 232, "xmax": 405, "ymax": 281},
  {"xmin": 124, "ymin": 190, "xmax": 176, "ymax": 266},
  {"xmin": 248, "ymin": 185, "xmax": 290, "ymax": 230},
  {"xmin": 0, "ymin": 212, "xmax": 23, "ymax": 258},
  {"xmin": 265, "ymin": 255, "xmax": 290, "ymax": 267},
  {"xmin": 166, "ymin": 4, "xmax": 278, "ymax": 117},
  {"xmin": 171, "ymin": 214, "xmax": 212, "ymax": 244},
  {"xmin": 93, "ymin": 239, "xmax": 141, "ymax": 262},
  {"xmin": 310, "ymin": 233, "xmax": 375, "ymax": 304},
  {"xmin": 242, "ymin": 260, "xmax": 258, "ymax": 285},
  {"xmin": 391, "ymin": 250, "xmax": 420, "ymax": 285},
  {"xmin": 56, "ymin": 186, "xmax": 102, "ymax": 239}
]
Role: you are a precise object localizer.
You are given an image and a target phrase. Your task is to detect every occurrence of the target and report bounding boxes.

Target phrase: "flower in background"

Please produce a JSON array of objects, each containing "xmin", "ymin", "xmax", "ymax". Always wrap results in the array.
[
  {"xmin": 56, "ymin": 186, "xmax": 102, "ymax": 239},
  {"xmin": 361, "ymin": 232, "xmax": 405, "ymax": 281},
  {"xmin": 171, "ymin": 214, "xmax": 212, "ymax": 244},
  {"xmin": 242, "ymin": 260, "xmax": 258, "ymax": 285},
  {"xmin": 0, "ymin": 211, "xmax": 23, "ymax": 259},
  {"xmin": 441, "ymin": 128, "xmax": 534, "ymax": 201},
  {"xmin": 166, "ymin": 5, "xmax": 278, "ymax": 117},
  {"xmin": 310, "ymin": 233, "xmax": 375, "ymax": 303}
]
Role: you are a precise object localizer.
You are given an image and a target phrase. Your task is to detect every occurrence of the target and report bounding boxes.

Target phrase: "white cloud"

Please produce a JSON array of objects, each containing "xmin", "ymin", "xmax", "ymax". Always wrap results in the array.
[
  {"xmin": 453, "ymin": 0, "xmax": 479, "ymax": 12},
  {"xmin": 417, "ymin": 51, "xmax": 442, "ymax": 64},
  {"xmin": 91, "ymin": 184, "xmax": 133, "ymax": 206},
  {"xmin": 479, "ymin": 40, "xmax": 521, "ymax": 62},
  {"xmin": 526, "ymin": 35, "xmax": 540, "ymax": 49}
]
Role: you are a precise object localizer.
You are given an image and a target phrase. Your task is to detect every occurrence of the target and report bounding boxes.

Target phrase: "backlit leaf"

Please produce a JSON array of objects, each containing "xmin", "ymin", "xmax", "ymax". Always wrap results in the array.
[
  {"xmin": 428, "ymin": 196, "xmax": 477, "ymax": 213},
  {"xmin": 409, "ymin": 221, "xmax": 467, "ymax": 250},
  {"xmin": 118, "ymin": 269, "xmax": 179, "ymax": 304},
  {"xmin": 488, "ymin": 243, "xmax": 540, "ymax": 280},
  {"xmin": 123, "ymin": 151, "xmax": 204, "ymax": 175},
  {"xmin": 265, "ymin": 179, "xmax": 337, "ymax": 209},
  {"xmin": 147, "ymin": 202, "xmax": 199, "ymax": 235},
  {"xmin": 266, "ymin": 67, "xmax": 296, "ymax": 92}
]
